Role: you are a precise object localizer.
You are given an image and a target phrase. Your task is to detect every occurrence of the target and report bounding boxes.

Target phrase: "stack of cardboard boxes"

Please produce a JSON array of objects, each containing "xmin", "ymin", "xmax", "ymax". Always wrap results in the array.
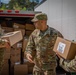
[
  {"xmin": 0, "ymin": 22, "xmax": 35, "ymax": 75},
  {"xmin": 0, "ymin": 41, "xmax": 11, "ymax": 75},
  {"xmin": 25, "ymin": 24, "xmax": 35, "ymax": 36}
]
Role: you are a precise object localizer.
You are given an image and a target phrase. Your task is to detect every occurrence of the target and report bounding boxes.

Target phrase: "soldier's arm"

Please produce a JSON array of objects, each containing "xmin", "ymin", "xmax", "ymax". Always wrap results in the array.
[
  {"xmin": 24, "ymin": 30, "xmax": 36, "ymax": 63},
  {"xmin": 25, "ymin": 34, "xmax": 35, "ymax": 55},
  {"xmin": 50, "ymin": 27, "xmax": 63, "ymax": 38},
  {"xmin": 57, "ymin": 31, "xmax": 76, "ymax": 72},
  {"xmin": 57, "ymin": 30, "xmax": 76, "ymax": 72},
  {"xmin": 60, "ymin": 56, "xmax": 76, "ymax": 72},
  {"xmin": 57, "ymin": 31, "xmax": 63, "ymax": 38}
]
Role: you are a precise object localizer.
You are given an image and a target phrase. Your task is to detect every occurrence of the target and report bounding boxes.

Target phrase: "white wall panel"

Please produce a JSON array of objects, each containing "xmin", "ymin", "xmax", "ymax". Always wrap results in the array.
[
  {"xmin": 35, "ymin": 0, "xmax": 76, "ymax": 41},
  {"xmin": 35, "ymin": 1, "xmax": 49, "ymax": 17},
  {"xmin": 62, "ymin": 0, "xmax": 76, "ymax": 41},
  {"xmin": 47, "ymin": 0, "xmax": 62, "ymax": 33}
]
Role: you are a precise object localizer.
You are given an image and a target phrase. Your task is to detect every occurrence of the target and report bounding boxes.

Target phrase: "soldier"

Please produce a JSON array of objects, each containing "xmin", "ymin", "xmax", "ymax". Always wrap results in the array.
[
  {"xmin": 0, "ymin": 39, "xmax": 10, "ymax": 74},
  {"xmin": 25, "ymin": 13, "xmax": 63, "ymax": 75}
]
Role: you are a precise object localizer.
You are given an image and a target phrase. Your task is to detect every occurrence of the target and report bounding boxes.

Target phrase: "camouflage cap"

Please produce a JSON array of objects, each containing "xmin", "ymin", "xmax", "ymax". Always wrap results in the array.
[{"xmin": 31, "ymin": 13, "xmax": 47, "ymax": 22}]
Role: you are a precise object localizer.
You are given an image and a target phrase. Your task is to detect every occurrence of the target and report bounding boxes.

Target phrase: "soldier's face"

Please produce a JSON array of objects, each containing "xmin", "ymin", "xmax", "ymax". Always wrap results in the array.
[{"xmin": 34, "ymin": 21, "xmax": 42, "ymax": 30}]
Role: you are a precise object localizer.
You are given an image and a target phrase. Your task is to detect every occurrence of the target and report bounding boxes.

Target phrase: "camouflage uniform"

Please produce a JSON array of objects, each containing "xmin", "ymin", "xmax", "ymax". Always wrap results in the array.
[
  {"xmin": 0, "ymin": 48, "xmax": 5, "ymax": 71},
  {"xmin": 60, "ymin": 55, "xmax": 76, "ymax": 72},
  {"xmin": 25, "ymin": 26, "xmax": 63, "ymax": 75},
  {"xmin": 0, "ymin": 40, "xmax": 6, "ymax": 74}
]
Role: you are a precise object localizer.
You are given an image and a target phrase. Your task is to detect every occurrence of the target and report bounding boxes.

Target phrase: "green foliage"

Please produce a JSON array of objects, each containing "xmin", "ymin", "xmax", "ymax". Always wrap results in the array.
[
  {"xmin": 0, "ymin": 0, "xmax": 40, "ymax": 11},
  {"xmin": 0, "ymin": 4, "xmax": 6, "ymax": 10}
]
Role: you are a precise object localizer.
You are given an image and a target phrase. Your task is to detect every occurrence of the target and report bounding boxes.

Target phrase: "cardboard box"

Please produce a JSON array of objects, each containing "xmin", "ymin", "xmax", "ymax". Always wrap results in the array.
[
  {"xmin": 13, "ymin": 23, "xmax": 26, "ymax": 29},
  {"xmin": 53, "ymin": 37, "xmax": 76, "ymax": 60},
  {"xmin": 22, "ymin": 38, "xmax": 28, "ymax": 52},
  {"xmin": 10, "ymin": 55, "xmax": 21, "ymax": 63},
  {"xmin": 25, "ymin": 24, "xmax": 35, "ymax": 30},
  {"xmin": 1, "ymin": 31, "xmax": 23, "ymax": 46},
  {"xmin": 14, "ymin": 64, "xmax": 28, "ymax": 75},
  {"xmin": 2, "ymin": 27, "xmax": 14, "ymax": 33},
  {"xmin": 23, "ymin": 59, "xmax": 34, "ymax": 74},
  {"xmin": 1, "ymin": 21, "xmax": 7, "ymax": 27},
  {"xmin": 1, "ymin": 69, "xmax": 9, "ymax": 75},
  {"xmin": 4, "ymin": 53, "xmax": 10, "ymax": 59},
  {"xmin": 26, "ymin": 30, "xmax": 33, "ymax": 36},
  {"xmin": 10, "ymin": 48, "xmax": 21, "ymax": 56},
  {"xmin": 12, "ymin": 42, "xmax": 22, "ymax": 49},
  {"xmin": 1, "ymin": 60, "xmax": 9, "ymax": 75},
  {"xmin": 5, "ymin": 48, "xmax": 11, "ymax": 53},
  {"xmin": 14, "ymin": 28, "xmax": 25, "ymax": 36}
]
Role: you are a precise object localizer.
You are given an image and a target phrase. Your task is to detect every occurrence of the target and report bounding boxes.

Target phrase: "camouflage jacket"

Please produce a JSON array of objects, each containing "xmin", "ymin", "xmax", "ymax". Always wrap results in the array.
[
  {"xmin": 60, "ymin": 55, "xmax": 76, "ymax": 72},
  {"xmin": 0, "ymin": 40, "xmax": 6, "ymax": 73},
  {"xmin": 25, "ymin": 26, "xmax": 63, "ymax": 70},
  {"xmin": 0, "ymin": 48, "xmax": 5, "ymax": 72}
]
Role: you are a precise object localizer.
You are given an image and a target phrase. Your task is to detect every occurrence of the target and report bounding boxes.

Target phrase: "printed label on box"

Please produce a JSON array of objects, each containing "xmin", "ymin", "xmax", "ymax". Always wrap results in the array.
[{"xmin": 57, "ymin": 42, "xmax": 66, "ymax": 53}]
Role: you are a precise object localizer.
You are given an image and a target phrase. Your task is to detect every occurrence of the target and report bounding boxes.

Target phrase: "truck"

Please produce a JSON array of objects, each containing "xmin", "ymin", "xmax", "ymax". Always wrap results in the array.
[
  {"xmin": 0, "ymin": 10, "xmax": 41, "ymax": 32},
  {"xmin": 0, "ymin": 10, "xmax": 41, "ymax": 75}
]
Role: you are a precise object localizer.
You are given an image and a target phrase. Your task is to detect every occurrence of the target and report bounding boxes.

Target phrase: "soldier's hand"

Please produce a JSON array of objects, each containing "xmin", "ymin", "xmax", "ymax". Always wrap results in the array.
[{"xmin": 26, "ymin": 53, "xmax": 34, "ymax": 63}]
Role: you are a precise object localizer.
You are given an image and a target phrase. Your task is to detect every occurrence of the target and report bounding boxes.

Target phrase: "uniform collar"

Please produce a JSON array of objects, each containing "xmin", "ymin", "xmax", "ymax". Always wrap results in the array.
[{"xmin": 39, "ymin": 26, "xmax": 51, "ymax": 37}]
